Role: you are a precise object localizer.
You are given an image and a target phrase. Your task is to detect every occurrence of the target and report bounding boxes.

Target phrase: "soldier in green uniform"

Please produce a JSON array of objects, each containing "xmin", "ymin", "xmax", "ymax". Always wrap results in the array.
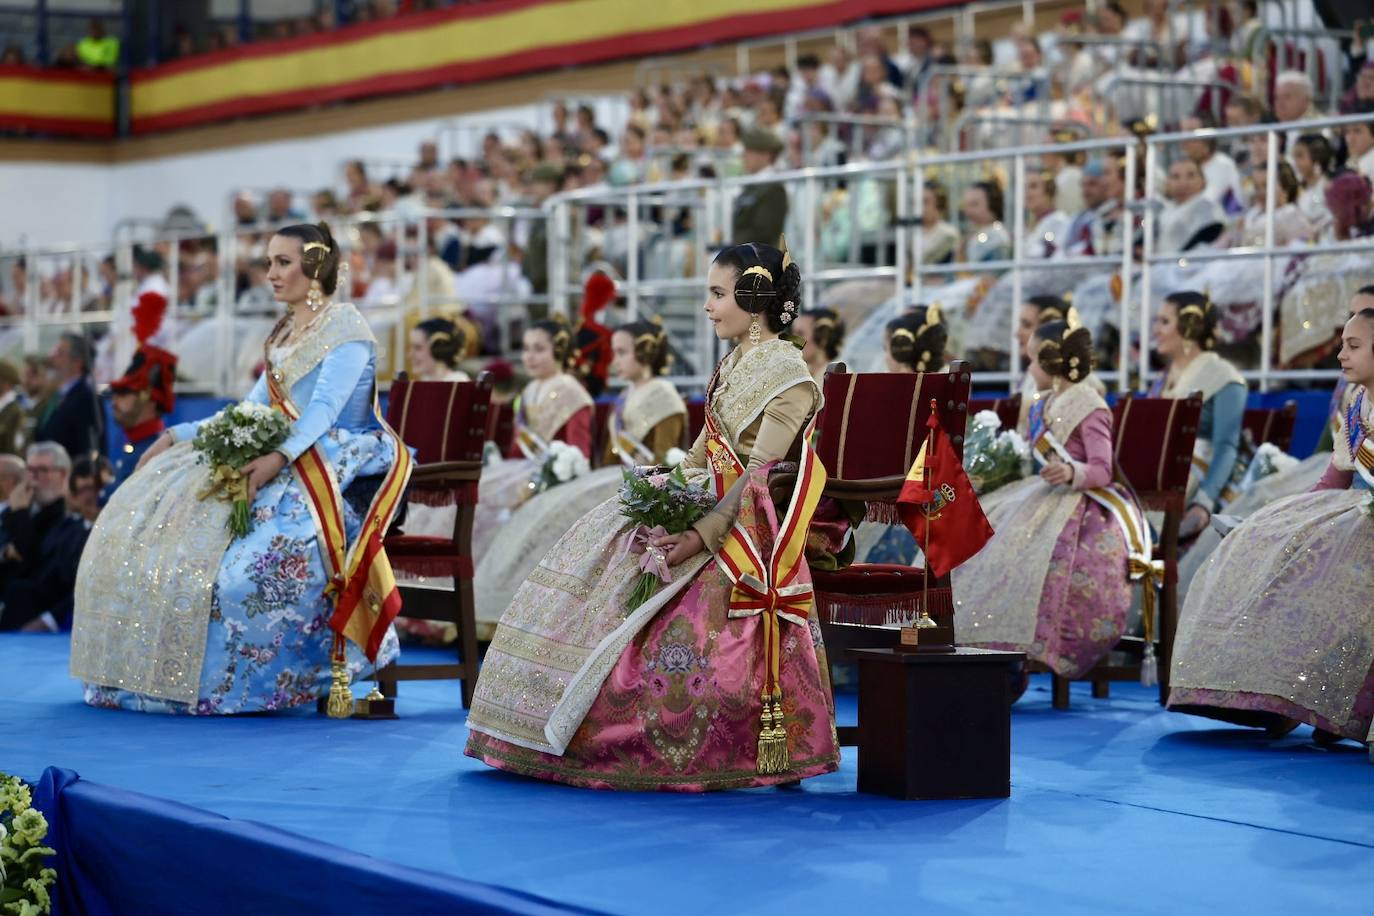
[{"xmin": 731, "ymin": 128, "xmax": 789, "ymax": 246}]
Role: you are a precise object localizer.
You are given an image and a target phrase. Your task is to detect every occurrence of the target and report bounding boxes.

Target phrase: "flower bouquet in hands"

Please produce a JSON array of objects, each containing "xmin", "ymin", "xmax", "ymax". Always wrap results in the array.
[
  {"xmin": 963, "ymin": 410, "xmax": 1029, "ymax": 495},
  {"xmin": 192, "ymin": 402, "xmax": 293, "ymax": 537},
  {"xmin": 619, "ymin": 466, "xmax": 718, "ymax": 611},
  {"xmin": 529, "ymin": 441, "xmax": 591, "ymax": 496}
]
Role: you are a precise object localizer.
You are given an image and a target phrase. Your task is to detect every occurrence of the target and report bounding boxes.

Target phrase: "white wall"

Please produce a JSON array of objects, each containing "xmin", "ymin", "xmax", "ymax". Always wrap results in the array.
[{"xmin": 0, "ymin": 102, "xmax": 561, "ymax": 249}]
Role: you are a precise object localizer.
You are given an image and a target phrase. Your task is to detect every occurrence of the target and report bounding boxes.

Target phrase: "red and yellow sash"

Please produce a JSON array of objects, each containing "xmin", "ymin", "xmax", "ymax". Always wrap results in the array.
[
  {"xmin": 264, "ymin": 371, "xmax": 413, "ymax": 676},
  {"xmin": 713, "ymin": 409, "xmax": 827, "ymax": 775}
]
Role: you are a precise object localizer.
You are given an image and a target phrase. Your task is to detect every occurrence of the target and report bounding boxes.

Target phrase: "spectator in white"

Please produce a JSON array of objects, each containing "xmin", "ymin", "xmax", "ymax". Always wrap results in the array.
[
  {"xmin": 863, "ymin": 92, "xmax": 906, "ymax": 160},
  {"xmin": 235, "ymin": 251, "xmax": 274, "ymax": 313},
  {"xmin": 855, "ymin": 25, "xmax": 902, "ymax": 88},
  {"xmin": 1063, "ymin": 158, "xmax": 1108, "ymax": 256},
  {"xmin": 917, "ymin": 180, "xmax": 961, "ymax": 266},
  {"xmin": 786, "ymin": 54, "xmax": 823, "ymax": 120},
  {"xmin": 454, "ymin": 241, "xmax": 533, "ymax": 350},
  {"xmin": 1224, "ymin": 93, "xmax": 1265, "ymax": 167},
  {"xmin": 232, "ymin": 192, "xmax": 259, "ymax": 227},
  {"xmin": 1023, "ymin": 171, "xmax": 1071, "ymax": 259},
  {"xmin": 1043, "ymin": 132, "xmax": 1085, "ymax": 215},
  {"xmin": 961, "ymin": 180, "xmax": 1012, "ymax": 263},
  {"xmin": 1239, "ymin": 159, "xmax": 1312, "ymax": 247},
  {"xmin": 1158, "ymin": 158, "xmax": 1227, "ymax": 253},
  {"xmin": 893, "ymin": 26, "xmax": 934, "ymax": 87},
  {"xmin": 362, "ymin": 240, "xmax": 399, "ymax": 307},
  {"xmin": 1343, "ymin": 112, "xmax": 1374, "ymax": 182},
  {"xmin": 819, "ymin": 45, "xmax": 860, "ymax": 112},
  {"xmin": 613, "ymin": 124, "xmax": 647, "ymax": 184},
  {"xmin": 1181, "ymin": 113, "xmax": 1245, "ymax": 211},
  {"xmin": 754, "ymin": 93, "xmax": 787, "ymax": 146},
  {"xmin": 1273, "ymin": 71, "xmax": 1324, "ymax": 155},
  {"xmin": 0, "ymin": 444, "xmax": 91, "ymax": 633},
  {"xmin": 1292, "ymin": 133, "xmax": 1334, "ymax": 236}
]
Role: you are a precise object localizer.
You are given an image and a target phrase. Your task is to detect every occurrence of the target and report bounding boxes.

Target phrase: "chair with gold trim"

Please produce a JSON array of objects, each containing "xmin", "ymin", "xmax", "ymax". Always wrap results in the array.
[
  {"xmin": 377, "ymin": 374, "xmax": 493, "ymax": 708},
  {"xmin": 809, "ymin": 360, "xmax": 973, "ymax": 745},
  {"xmin": 1049, "ymin": 392, "xmax": 1201, "ymax": 708}
]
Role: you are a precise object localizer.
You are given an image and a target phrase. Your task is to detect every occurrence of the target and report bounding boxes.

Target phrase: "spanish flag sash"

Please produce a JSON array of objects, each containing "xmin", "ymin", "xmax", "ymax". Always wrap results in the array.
[
  {"xmin": 511, "ymin": 395, "xmax": 550, "ymax": 461},
  {"xmin": 714, "ymin": 410, "xmax": 827, "ymax": 775},
  {"xmin": 608, "ymin": 407, "xmax": 655, "ymax": 468},
  {"xmin": 264, "ymin": 369, "xmax": 413, "ymax": 717}
]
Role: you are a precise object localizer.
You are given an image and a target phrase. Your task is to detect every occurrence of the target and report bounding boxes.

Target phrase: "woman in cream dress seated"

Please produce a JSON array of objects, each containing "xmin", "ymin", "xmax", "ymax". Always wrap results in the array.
[
  {"xmin": 465, "ymin": 242, "xmax": 843, "ymax": 791},
  {"xmin": 468, "ymin": 319, "xmax": 593, "ymax": 566},
  {"xmin": 1011, "ymin": 295, "xmax": 1107, "ymax": 435},
  {"xmin": 71, "ymin": 223, "xmax": 409, "ymax": 714},
  {"xmin": 472, "ymin": 319, "xmax": 686, "ymax": 638},
  {"xmin": 793, "ymin": 307, "xmax": 846, "ymax": 385},
  {"xmin": 1169, "ymin": 309, "xmax": 1374, "ymax": 747},
  {"xmin": 956, "ymin": 323, "xmax": 1146, "ymax": 686},
  {"xmin": 1146, "ymin": 292, "xmax": 1247, "ymax": 541}
]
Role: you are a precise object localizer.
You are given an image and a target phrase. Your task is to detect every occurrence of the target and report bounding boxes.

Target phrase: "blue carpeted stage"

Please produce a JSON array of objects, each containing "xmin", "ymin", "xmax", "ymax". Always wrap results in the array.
[{"xmin": 6, "ymin": 633, "xmax": 1372, "ymax": 914}]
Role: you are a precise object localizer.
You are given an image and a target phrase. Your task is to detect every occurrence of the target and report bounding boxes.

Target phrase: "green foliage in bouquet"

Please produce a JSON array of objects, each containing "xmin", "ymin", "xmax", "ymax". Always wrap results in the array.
[
  {"xmin": 192, "ymin": 401, "xmax": 293, "ymax": 537},
  {"xmin": 0, "ymin": 774, "xmax": 56, "ymax": 916},
  {"xmin": 619, "ymin": 467, "xmax": 719, "ymax": 611},
  {"xmin": 963, "ymin": 410, "xmax": 1029, "ymax": 496}
]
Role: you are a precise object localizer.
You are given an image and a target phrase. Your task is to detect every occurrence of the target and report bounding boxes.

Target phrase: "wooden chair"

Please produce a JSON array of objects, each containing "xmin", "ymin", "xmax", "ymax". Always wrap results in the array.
[
  {"xmin": 809, "ymin": 360, "xmax": 973, "ymax": 744},
  {"xmin": 1048, "ymin": 392, "xmax": 1202, "ymax": 708},
  {"xmin": 968, "ymin": 392, "xmax": 1023, "ymax": 432},
  {"xmin": 486, "ymin": 400, "xmax": 515, "ymax": 457},
  {"xmin": 1242, "ymin": 401, "xmax": 1298, "ymax": 452},
  {"xmin": 376, "ymin": 374, "xmax": 493, "ymax": 708}
]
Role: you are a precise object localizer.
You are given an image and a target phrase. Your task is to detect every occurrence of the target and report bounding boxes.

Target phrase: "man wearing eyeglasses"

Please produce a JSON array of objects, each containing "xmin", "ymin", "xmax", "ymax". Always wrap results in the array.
[{"xmin": 0, "ymin": 442, "xmax": 76, "ymax": 632}]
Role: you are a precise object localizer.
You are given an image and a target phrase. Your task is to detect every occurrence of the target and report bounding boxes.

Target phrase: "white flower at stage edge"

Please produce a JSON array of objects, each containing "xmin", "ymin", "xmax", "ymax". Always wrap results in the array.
[
  {"xmin": 548, "ymin": 442, "xmax": 589, "ymax": 482},
  {"xmin": 664, "ymin": 447, "xmax": 687, "ymax": 467},
  {"xmin": 1002, "ymin": 429, "xmax": 1030, "ymax": 459},
  {"xmin": 972, "ymin": 409, "xmax": 1002, "ymax": 431}
]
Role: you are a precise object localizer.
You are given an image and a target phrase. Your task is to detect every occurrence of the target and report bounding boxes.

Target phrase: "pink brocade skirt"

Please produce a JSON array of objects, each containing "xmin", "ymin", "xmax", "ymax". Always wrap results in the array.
[
  {"xmin": 973, "ymin": 499, "xmax": 1133, "ymax": 679},
  {"xmin": 465, "ymin": 564, "xmax": 841, "ymax": 791}
]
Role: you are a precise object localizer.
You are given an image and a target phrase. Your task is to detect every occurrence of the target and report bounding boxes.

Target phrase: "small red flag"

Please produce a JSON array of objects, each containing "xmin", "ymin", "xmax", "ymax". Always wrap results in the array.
[{"xmin": 896, "ymin": 400, "xmax": 995, "ymax": 578}]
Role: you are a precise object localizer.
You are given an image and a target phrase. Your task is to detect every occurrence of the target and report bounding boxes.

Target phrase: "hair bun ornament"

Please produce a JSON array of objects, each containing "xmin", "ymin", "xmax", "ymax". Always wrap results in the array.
[
  {"xmin": 780, "ymin": 300, "xmax": 797, "ymax": 325},
  {"xmin": 1065, "ymin": 305, "xmax": 1082, "ymax": 329},
  {"xmin": 736, "ymin": 264, "xmax": 776, "ymax": 314}
]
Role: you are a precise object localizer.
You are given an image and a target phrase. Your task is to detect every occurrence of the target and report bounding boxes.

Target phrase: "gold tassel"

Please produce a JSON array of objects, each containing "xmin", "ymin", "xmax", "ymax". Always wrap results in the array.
[
  {"xmin": 756, "ymin": 693, "xmax": 790, "ymax": 775},
  {"xmin": 327, "ymin": 648, "xmax": 353, "ymax": 719},
  {"xmin": 1130, "ymin": 556, "xmax": 1162, "ymax": 687}
]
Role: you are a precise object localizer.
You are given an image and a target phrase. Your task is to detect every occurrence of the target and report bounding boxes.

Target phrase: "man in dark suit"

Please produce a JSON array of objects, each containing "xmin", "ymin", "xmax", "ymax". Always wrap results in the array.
[
  {"xmin": 0, "ymin": 442, "xmax": 89, "ymax": 632},
  {"xmin": 35, "ymin": 333, "xmax": 104, "ymax": 461},
  {"xmin": 731, "ymin": 128, "xmax": 789, "ymax": 247}
]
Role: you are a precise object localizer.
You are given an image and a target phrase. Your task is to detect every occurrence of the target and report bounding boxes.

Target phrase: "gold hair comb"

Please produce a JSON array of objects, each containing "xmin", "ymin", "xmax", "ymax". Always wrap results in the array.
[{"xmin": 741, "ymin": 265, "xmax": 774, "ymax": 283}]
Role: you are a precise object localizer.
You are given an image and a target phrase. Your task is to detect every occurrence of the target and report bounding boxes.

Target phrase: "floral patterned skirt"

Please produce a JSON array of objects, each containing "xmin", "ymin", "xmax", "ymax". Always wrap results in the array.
[
  {"xmin": 464, "ymin": 467, "xmax": 843, "ymax": 791},
  {"xmin": 81, "ymin": 429, "xmax": 400, "ymax": 715},
  {"xmin": 1168, "ymin": 487, "xmax": 1374, "ymax": 740},
  {"xmin": 957, "ymin": 483, "xmax": 1133, "ymax": 679}
]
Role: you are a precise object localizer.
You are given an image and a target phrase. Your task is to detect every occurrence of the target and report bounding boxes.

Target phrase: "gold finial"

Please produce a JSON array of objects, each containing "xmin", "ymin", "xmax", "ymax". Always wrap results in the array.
[{"xmin": 779, "ymin": 234, "xmax": 793, "ymax": 272}]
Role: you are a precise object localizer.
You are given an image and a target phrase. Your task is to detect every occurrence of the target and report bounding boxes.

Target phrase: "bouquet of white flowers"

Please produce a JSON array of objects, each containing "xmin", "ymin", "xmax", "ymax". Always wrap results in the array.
[
  {"xmin": 963, "ymin": 410, "xmax": 1030, "ymax": 495},
  {"xmin": 192, "ymin": 401, "xmax": 293, "ymax": 537},
  {"xmin": 1, "ymin": 773, "xmax": 56, "ymax": 915},
  {"xmin": 530, "ymin": 441, "xmax": 591, "ymax": 495}
]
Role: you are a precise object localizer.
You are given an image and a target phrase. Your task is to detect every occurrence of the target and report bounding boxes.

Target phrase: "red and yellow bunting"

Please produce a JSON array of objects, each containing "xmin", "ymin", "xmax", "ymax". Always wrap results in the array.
[
  {"xmin": 128, "ymin": 0, "xmax": 947, "ymax": 134},
  {"xmin": 0, "ymin": 66, "xmax": 114, "ymax": 138}
]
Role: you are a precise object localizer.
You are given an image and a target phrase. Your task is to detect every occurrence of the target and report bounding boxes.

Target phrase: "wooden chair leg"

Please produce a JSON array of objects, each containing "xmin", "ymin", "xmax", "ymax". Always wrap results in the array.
[
  {"xmin": 458, "ymin": 580, "xmax": 479, "ymax": 709},
  {"xmin": 1052, "ymin": 674, "xmax": 1070, "ymax": 710},
  {"xmin": 1091, "ymin": 680, "xmax": 1110, "ymax": 699}
]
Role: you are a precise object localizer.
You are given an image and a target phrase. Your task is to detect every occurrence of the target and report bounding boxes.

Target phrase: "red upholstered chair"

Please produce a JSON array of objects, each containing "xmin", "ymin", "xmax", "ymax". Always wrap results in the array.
[
  {"xmin": 968, "ymin": 392, "xmax": 1023, "ymax": 432},
  {"xmin": 685, "ymin": 397, "xmax": 706, "ymax": 448},
  {"xmin": 810, "ymin": 361, "xmax": 973, "ymax": 744},
  {"xmin": 1051, "ymin": 392, "xmax": 1201, "ymax": 708},
  {"xmin": 487, "ymin": 401, "xmax": 515, "ymax": 457},
  {"xmin": 591, "ymin": 399, "xmax": 614, "ymax": 466},
  {"xmin": 377, "ymin": 374, "xmax": 493, "ymax": 708},
  {"xmin": 1242, "ymin": 401, "xmax": 1298, "ymax": 452}
]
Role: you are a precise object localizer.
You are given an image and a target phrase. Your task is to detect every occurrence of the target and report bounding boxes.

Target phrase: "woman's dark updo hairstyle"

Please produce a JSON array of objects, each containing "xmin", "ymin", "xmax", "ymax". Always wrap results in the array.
[
  {"xmin": 1026, "ymin": 294, "xmax": 1070, "ymax": 323},
  {"xmin": 712, "ymin": 242, "xmax": 802, "ymax": 334},
  {"xmin": 1034, "ymin": 320, "xmax": 1095, "ymax": 383},
  {"xmin": 1165, "ymin": 290, "xmax": 1217, "ymax": 351},
  {"xmin": 971, "ymin": 179, "xmax": 1005, "ymax": 222},
  {"xmin": 416, "ymin": 317, "xmax": 464, "ymax": 369},
  {"xmin": 801, "ymin": 307, "xmax": 846, "ymax": 360},
  {"xmin": 616, "ymin": 318, "xmax": 671, "ymax": 375},
  {"xmin": 885, "ymin": 304, "xmax": 947, "ymax": 373},
  {"xmin": 275, "ymin": 222, "xmax": 341, "ymax": 295},
  {"xmin": 529, "ymin": 317, "xmax": 574, "ymax": 368},
  {"xmin": 1295, "ymin": 133, "xmax": 1333, "ymax": 176}
]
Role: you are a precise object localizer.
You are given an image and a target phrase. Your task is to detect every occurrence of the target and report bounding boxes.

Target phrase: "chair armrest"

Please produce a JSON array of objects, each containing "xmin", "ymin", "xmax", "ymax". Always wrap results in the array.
[
  {"xmin": 410, "ymin": 460, "xmax": 484, "ymax": 484},
  {"xmin": 823, "ymin": 475, "xmax": 907, "ymax": 503}
]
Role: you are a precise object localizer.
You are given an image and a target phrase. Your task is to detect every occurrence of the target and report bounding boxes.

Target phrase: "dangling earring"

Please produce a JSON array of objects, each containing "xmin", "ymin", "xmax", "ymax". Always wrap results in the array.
[
  {"xmin": 1181, "ymin": 340, "xmax": 1194, "ymax": 357},
  {"xmin": 748, "ymin": 317, "xmax": 761, "ymax": 346},
  {"xmin": 307, "ymin": 278, "xmax": 324, "ymax": 312}
]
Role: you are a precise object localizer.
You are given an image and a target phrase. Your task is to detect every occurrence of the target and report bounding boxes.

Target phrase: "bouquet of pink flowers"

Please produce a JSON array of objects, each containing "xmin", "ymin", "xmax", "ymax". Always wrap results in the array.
[{"xmin": 618, "ymin": 466, "xmax": 718, "ymax": 611}]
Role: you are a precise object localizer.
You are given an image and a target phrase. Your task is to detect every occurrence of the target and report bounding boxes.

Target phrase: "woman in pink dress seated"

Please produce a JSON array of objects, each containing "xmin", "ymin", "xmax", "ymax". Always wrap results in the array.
[
  {"xmin": 465, "ymin": 242, "xmax": 843, "ymax": 791},
  {"xmin": 1169, "ymin": 308, "xmax": 1374, "ymax": 746},
  {"xmin": 956, "ymin": 322, "xmax": 1149, "ymax": 683}
]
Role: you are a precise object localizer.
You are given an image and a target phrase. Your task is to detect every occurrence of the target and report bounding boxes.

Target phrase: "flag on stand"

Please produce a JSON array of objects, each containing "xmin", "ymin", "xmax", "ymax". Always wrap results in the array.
[{"xmin": 896, "ymin": 400, "xmax": 995, "ymax": 578}]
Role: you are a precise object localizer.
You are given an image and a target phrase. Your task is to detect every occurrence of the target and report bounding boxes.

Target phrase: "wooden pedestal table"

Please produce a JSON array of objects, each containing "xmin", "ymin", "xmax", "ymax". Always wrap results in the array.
[{"xmin": 851, "ymin": 646, "xmax": 1023, "ymax": 800}]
